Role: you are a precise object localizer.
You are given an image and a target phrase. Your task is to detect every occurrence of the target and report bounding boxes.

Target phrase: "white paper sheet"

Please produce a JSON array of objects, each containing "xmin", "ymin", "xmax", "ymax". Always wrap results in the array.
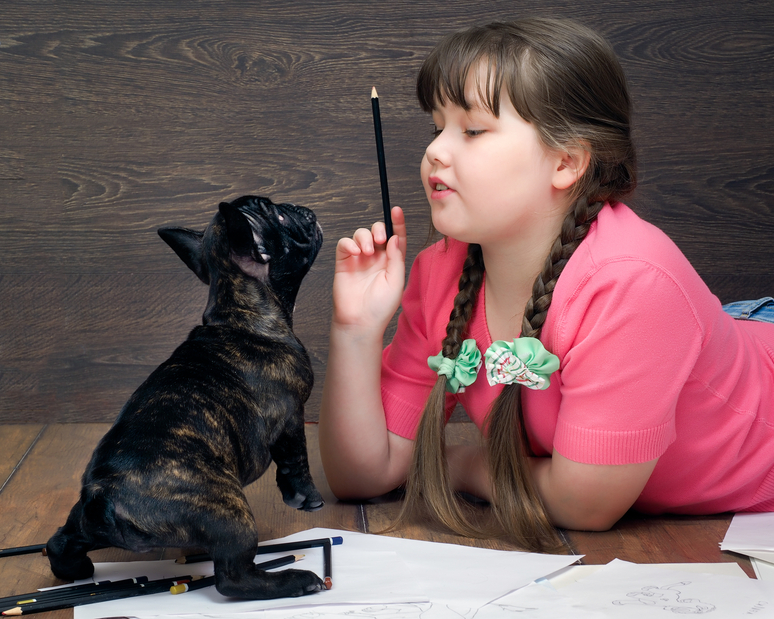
[
  {"xmin": 752, "ymin": 557, "xmax": 774, "ymax": 582},
  {"xmin": 74, "ymin": 527, "xmax": 579, "ymax": 618},
  {"xmin": 557, "ymin": 559, "xmax": 774, "ymax": 618},
  {"xmin": 720, "ymin": 512, "xmax": 774, "ymax": 553}
]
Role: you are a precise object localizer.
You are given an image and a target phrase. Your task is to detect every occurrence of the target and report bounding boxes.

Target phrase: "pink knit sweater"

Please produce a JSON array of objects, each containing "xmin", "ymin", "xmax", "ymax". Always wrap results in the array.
[{"xmin": 382, "ymin": 203, "xmax": 774, "ymax": 514}]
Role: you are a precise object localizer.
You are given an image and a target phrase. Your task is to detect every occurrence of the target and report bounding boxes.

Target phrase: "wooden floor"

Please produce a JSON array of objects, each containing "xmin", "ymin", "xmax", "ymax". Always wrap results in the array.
[{"xmin": 0, "ymin": 423, "xmax": 753, "ymax": 617}]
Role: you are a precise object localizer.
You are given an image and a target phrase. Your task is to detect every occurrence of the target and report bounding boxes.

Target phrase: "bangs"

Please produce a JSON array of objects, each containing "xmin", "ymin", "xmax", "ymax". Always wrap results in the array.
[
  {"xmin": 417, "ymin": 31, "xmax": 511, "ymax": 117},
  {"xmin": 416, "ymin": 26, "xmax": 536, "ymax": 122}
]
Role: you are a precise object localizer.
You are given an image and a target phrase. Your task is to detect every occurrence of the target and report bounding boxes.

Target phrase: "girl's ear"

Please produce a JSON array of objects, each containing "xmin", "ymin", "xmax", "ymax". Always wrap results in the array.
[{"xmin": 552, "ymin": 146, "xmax": 591, "ymax": 191}]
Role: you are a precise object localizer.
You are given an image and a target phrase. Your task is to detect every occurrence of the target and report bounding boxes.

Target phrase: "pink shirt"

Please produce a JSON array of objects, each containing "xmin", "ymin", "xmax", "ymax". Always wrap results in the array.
[{"xmin": 382, "ymin": 203, "xmax": 774, "ymax": 514}]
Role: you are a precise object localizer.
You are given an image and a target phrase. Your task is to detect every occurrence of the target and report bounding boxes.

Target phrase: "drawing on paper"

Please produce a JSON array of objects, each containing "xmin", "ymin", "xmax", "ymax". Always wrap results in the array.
[{"xmin": 612, "ymin": 581, "xmax": 716, "ymax": 613}]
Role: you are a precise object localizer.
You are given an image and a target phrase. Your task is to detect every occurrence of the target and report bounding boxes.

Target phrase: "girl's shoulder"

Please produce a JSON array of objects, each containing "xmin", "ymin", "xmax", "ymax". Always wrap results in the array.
[{"xmin": 588, "ymin": 202, "xmax": 684, "ymax": 265}]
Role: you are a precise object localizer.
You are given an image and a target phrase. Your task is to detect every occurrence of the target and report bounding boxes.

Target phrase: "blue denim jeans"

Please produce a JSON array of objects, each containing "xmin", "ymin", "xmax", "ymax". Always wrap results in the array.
[{"xmin": 722, "ymin": 297, "xmax": 774, "ymax": 323}]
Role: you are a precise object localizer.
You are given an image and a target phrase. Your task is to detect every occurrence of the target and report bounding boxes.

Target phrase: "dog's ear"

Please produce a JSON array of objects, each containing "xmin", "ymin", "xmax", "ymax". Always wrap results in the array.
[
  {"xmin": 158, "ymin": 227, "xmax": 209, "ymax": 285},
  {"xmin": 219, "ymin": 201, "xmax": 271, "ymax": 281},
  {"xmin": 219, "ymin": 201, "xmax": 271, "ymax": 260}
]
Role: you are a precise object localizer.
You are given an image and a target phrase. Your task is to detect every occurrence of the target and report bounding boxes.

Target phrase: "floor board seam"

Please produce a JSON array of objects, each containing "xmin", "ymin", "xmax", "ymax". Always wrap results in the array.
[{"xmin": 0, "ymin": 424, "xmax": 47, "ymax": 496}]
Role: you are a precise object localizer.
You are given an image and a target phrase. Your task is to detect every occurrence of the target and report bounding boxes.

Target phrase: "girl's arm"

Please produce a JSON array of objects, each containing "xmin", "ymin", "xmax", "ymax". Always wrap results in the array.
[
  {"xmin": 318, "ymin": 208, "xmax": 415, "ymax": 499},
  {"xmin": 530, "ymin": 452, "xmax": 658, "ymax": 531},
  {"xmin": 446, "ymin": 445, "xmax": 657, "ymax": 531}
]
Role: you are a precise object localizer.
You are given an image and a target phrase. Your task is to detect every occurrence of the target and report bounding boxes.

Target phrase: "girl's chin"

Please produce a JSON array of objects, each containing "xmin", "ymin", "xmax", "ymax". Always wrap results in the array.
[{"xmin": 431, "ymin": 220, "xmax": 475, "ymax": 244}]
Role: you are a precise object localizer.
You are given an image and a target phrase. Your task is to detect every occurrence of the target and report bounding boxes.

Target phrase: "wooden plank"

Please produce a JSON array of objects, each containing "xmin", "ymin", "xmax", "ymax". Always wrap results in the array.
[
  {"xmin": 0, "ymin": 424, "xmax": 44, "ymax": 490},
  {"xmin": 0, "ymin": 424, "xmax": 360, "ymax": 618},
  {"xmin": 0, "ymin": 424, "xmax": 111, "ymax": 619},
  {"xmin": 565, "ymin": 513, "xmax": 754, "ymax": 576},
  {"xmin": 1, "ymin": 0, "xmax": 773, "ymax": 424}
]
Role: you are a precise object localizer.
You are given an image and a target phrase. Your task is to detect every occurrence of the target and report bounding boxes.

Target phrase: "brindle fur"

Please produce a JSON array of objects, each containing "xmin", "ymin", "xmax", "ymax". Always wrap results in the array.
[{"xmin": 46, "ymin": 196, "xmax": 325, "ymax": 599}]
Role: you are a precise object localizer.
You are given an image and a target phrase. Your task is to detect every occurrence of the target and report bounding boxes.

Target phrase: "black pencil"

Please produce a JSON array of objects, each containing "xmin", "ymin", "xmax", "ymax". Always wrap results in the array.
[
  {"xmin": 0, "ymin": 544, "xmax": 46, "ymax": 559},
  {"xmin": 0, "ymin": 576, "xmax": 192, "ymax": 616},
  {"xmin": 176, "ymin": 535, "xmax": 343, "ymax": 564},
  {"xmin": 371, "ymin": 86, "xmax": 393, "ymax": 239},
  {"xmin": 170, "ymin": 554, "xmax": 303, "ymax": 594},
  {"xmin": 0, "ymin": 577, "xmax": 149, "ymax": 607}
]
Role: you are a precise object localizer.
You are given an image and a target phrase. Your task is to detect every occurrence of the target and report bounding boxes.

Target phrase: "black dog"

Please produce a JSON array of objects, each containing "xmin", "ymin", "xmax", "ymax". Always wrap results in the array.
[{"xmin": 46, "ymin": 196, "xmax": 325, "ymax": 599}]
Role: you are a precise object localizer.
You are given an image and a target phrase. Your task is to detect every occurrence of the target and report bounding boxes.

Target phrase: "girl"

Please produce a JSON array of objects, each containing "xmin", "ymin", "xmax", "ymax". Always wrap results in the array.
[{"xmin": 319, "ymin": 18, "xmax": 774, "ymax": 552}]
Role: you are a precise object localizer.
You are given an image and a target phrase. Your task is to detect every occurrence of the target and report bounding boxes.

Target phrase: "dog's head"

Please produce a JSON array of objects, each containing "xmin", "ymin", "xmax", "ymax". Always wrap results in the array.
[{"xmin": 158, "ymin": 195, "xmax": 323, "ymax": 322}]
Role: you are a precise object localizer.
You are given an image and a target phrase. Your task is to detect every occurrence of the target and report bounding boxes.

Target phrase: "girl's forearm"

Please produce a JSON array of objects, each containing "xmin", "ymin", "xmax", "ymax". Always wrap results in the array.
[
  {"xmin": 318, "ymin": 324, "xmax": 412, "ymax": 499},
  {"xmin": 529, "ymin": 452, "xmax": 658, "ymax": 531}
]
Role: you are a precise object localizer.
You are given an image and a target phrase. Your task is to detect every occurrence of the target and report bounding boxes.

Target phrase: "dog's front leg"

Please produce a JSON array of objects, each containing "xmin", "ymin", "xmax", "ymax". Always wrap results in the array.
[{"xmin": 270, "ymin": 413, "xmax": 324, "ymax": 512}]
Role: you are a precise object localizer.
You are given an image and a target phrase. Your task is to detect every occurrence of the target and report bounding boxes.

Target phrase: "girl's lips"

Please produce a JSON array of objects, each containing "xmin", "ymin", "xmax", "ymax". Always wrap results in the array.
[{"xmin": 428, "ymin": 176, "xmax": 454, "ymax": 199}]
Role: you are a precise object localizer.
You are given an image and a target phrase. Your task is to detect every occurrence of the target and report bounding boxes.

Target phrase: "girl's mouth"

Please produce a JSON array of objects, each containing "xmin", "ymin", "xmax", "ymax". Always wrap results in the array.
[{"xmin": 429, "ymin": 177, "xmax": 453, "ymax": 198}]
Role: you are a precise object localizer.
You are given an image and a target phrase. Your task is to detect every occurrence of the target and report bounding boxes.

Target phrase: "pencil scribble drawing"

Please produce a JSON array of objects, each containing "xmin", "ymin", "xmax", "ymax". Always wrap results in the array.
[{"xmin": 612, "ymin": 581, "xmax": 716, "ymax": 613}]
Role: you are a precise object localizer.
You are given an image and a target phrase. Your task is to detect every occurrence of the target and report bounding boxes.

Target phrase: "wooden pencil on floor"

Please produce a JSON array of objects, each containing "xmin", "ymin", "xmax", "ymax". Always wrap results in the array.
[{"xmin": 0, "ymin": 544, "xmax": 47, "ymax": 559}]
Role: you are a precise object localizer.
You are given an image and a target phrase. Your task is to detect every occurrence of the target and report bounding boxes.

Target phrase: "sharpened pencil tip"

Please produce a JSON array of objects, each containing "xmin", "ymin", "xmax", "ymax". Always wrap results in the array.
[{"xmin": 371, "ymin": 86, "xmax": 378, "ymax": 98}]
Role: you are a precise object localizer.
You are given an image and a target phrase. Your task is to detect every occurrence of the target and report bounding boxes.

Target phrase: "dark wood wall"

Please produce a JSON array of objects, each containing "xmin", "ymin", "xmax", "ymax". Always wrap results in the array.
[{"xmin": 1, "ymin": 0, "xmax": 772, "ymax": 423}]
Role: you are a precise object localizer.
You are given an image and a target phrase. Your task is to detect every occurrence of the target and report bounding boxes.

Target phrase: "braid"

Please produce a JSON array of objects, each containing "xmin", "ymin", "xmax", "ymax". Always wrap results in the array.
[
  {"xmin": 442, "ymin": 244, "xmax": 485, "ymax": 356},
  {"xmin": 522, "ymin": 198, "xmax": 604, "ymax": 337},
  {"xmin": 486, "ymin": 195, "xmax": 604, "ymax": 553},
  {"xmin": 393, "ymin": 243, "xmax": 487, "ymax": 538}
]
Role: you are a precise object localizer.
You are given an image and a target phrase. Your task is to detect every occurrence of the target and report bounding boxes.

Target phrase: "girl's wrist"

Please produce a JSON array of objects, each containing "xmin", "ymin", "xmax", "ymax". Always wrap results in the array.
[{"xmin": 329, "ymin": 319, "xmax": 387, "ymax": 345}]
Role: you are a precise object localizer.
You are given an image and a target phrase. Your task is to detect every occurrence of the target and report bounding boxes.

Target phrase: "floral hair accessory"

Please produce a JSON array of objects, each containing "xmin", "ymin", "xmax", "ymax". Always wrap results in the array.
[
  {"xmin": 484, "ymin": 338, "xmax": 560, "ymax": 390},
  {"xmin": 427, "ymin": 338, "xmax": 482, "ymax": 394}
]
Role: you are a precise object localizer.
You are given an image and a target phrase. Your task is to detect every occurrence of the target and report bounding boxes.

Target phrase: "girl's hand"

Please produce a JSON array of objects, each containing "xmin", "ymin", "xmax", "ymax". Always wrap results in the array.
[{"xmin": 332, "ymin": 206, "xmax": 407, "ymax": 331}]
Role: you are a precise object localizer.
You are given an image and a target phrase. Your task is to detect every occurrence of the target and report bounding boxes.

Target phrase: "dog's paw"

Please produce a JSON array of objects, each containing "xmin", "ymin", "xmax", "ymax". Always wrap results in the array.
[
  {"xmin": 276, "ymin": 467, "xmax": 324, "ymax": 511},
  {"xmin": 215, "ymin": 566, "xmax": 324, "ymax": 599},
  {"xmin": 282, "ymin": 490, "xmax": 324, "ymax": 511}
]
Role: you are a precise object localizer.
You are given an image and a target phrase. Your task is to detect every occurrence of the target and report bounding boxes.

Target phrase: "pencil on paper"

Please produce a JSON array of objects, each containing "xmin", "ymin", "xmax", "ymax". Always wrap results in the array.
[
  {"xmin": 323, "ymin": 538, "xmax": 332, "ymax": 590},
  {"xmin": 371, "ymin": 86, "xmax": 393, "ymax": 239},
  {"xmin": 0, "ymin": 575, "xmax": 192, "ymax": 615},
  {"xmin": 0, "ymin": 577, "xmax": 149, "ymax": 608},
  {"xmin": 0, "ymin": 543, "xmax": 47, "ymax": 559},
  {"xmin": 170, "ymin": 554, "xmax": 304, "ymax": 594},
  {"xmin": 176, "ymin": 535, "xmax": 343, "ymax": 564}
]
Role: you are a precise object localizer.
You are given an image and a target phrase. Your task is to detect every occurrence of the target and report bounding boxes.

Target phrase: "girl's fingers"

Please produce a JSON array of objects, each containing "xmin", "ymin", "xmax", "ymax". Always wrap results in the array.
[
  {"xmin": 370, "ymin": 220, "xmax": 388, "ymax": 246},
  {"xmin": 335, "ymin": 236, "xmax": 362, "ymax": 261},
  {"xmin": 390, "ymin": 206, "xmax": 407, "ymax": 255},
  {"xmin": 351, "ymin": 227, "xmax": 377, "ymax": 254}
]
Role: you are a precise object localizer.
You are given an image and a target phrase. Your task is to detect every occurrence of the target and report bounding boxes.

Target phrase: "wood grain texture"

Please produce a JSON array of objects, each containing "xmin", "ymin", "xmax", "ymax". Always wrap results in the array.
[
  {"xmin": 0, "ymin": 424, "xmax": 753, "ymax": 619},
  {"xmin": 1, "ymin": 0, "xmax": 773, "ymax": 422}
]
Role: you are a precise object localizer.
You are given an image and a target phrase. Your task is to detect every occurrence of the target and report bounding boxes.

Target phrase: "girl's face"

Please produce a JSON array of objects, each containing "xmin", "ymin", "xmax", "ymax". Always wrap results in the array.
[{"xmin": 420, "ymin": 85, "xmax": 569, "ymax": 248}]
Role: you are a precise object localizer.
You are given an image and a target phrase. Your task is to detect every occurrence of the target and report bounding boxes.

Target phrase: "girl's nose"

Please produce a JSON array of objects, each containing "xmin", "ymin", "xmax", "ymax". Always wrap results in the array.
[{"xmin": 424, "ymin": 131, "xmax": 449, "ymax": 166}]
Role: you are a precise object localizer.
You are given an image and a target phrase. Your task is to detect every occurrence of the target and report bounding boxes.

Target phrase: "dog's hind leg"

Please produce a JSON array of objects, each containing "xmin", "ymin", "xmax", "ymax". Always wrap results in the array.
[
  {"xmin": 270, "ymin": 415, "xmax": 324, "ymax": 512},
  {"xmin": 201, "ymin": 492, "xmax": 324, "ymax": 599},
  {"xmin": 213, "ymin": 543, "xmax": 325, "ymax": 599},
  {"xmin": 46, "ymin": 501, "xmax": 98, "ymax": 581}
]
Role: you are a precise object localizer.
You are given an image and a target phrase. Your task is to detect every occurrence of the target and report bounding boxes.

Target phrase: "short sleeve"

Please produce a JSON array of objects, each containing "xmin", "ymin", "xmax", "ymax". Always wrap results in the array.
[{"xmin": 550, "ymin": 259, "xmax": 706, "ymax": 465}]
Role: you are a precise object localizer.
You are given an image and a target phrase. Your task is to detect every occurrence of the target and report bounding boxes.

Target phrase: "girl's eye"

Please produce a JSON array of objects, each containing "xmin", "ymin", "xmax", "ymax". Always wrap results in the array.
[
  {"xmin": 431, "ymin": 125, "xmax": 443, "ymax": 138},
  {"xmin": 464, "ymin": 129, "xmax": 485, "ymax": 137}
]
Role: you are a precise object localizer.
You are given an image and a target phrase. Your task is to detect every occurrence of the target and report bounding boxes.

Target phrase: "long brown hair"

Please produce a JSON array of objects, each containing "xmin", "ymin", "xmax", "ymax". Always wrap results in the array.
[{"xmin": 398, "ymin": 18, "xmax": 637, "ymax": 552}]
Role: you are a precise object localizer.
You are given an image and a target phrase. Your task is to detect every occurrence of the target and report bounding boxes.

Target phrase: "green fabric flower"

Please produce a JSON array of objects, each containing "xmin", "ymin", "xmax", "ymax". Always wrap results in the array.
[
  {"xmin": 427, "ymin": 338, "xmax": 482, "ymax": 394},
  {"xmin": 484, "ymin": 338, "xmax": 559, "ymax": 390}
]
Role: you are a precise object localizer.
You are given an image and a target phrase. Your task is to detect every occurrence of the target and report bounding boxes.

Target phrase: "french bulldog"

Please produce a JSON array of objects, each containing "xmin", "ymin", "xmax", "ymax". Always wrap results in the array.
[{"xmin": 46, "ymin": 195, "xmax": 325, "ymax": 599}]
